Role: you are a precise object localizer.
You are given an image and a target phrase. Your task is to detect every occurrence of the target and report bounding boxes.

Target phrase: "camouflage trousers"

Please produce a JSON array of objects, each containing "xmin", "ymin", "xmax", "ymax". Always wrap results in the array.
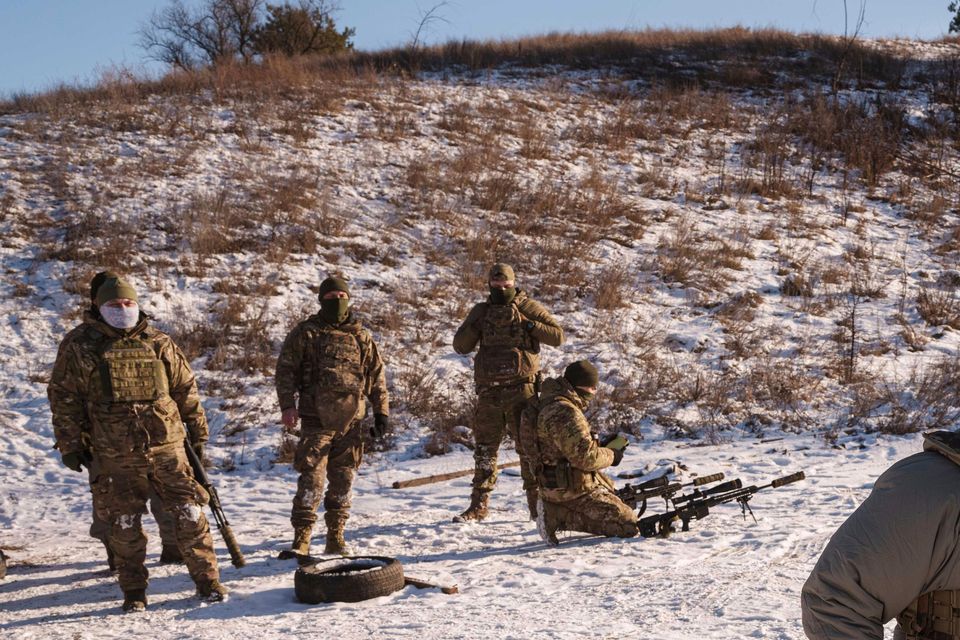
[
  {"xmin": 92, "ymin": 443, "xmax": 219, "ymax": 592},
  {"xmin": 542, "ymin": 487, "xmax": 639, "ymax": 539},
  {"xmin": 471, "ymin": 382, "xmax": 537, "ymax": 496},
  {"xmin": 291, "ymin": 418, "xmax": 363, "ymax": 532},
  {"xmin": 87, "ymin": 457, "xmax": 176, "ymax": 547}
]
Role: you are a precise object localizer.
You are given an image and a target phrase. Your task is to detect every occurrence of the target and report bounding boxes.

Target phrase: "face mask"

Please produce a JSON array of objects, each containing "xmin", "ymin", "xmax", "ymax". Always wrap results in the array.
[
  {"xmin": 489, "ymin": 287, "xmax": 516, "ymax": 305},
  {"xmin": 321, "ymin": 298, "xmax": 350, "ymax": 324},
  {"xmin": 100, "ymin": 304, "xmax": 140, "ymax": 329},
  {"xmin": 576, "ymin": 389, "xmax": 595, "ymax": 404}
]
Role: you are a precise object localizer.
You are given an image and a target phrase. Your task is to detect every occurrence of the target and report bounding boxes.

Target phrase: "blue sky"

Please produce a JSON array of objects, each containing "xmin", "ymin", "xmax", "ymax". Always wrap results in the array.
[{"xmin": 0, "ymin": 1, "xmax": 954, "ymax": 97}]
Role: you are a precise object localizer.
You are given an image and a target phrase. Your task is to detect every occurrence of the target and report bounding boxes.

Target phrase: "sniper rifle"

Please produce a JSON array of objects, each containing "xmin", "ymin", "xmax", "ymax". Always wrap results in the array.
[{"xmin": 637, "ymin": 471, "xmax": 805, "ymax": 538}]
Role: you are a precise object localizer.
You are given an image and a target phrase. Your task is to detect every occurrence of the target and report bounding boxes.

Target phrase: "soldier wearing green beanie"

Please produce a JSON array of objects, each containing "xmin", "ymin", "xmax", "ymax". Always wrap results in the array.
[
  {"xmin": 276, "ymin": 274, "xmax": 390, "ymax": 556},
  {"xmin": 452, "ymin": 262, "xmax": 564, "ymax": 523},
  {"xmin": 533, "ymin": 359, "xmax": 637, "ymax": 545},
  {"xmin": 49, "ymin": 272, "xmax": 227, "ymax": 611},
  {"xmin": 51, "ymin": 272, "xmax": 183, "ymax": 571}
]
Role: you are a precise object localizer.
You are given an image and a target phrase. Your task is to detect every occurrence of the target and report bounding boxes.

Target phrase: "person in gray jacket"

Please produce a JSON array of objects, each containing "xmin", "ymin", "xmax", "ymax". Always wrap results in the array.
[{"xmin": 802, "ymin": 430, "xmax": 960, "ymax": 640}]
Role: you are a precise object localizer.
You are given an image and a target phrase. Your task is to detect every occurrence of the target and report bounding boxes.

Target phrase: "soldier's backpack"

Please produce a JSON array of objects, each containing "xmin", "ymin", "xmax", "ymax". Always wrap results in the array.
[{"xmin": 517, "ymin": 397, "xmax": 543, "ymax": 483}]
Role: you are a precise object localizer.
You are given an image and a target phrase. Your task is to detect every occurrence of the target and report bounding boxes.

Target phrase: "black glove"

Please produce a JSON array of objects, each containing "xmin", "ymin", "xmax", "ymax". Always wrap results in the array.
[
  {"xmin": 610, "ymin": 446, "xmax": 625, "ymax": 467},
  {"xmin": 371, "ymin": 414, "xmax": 389, "ymax": 440},
  {"xmin": 61, "ymin": 450, "xmax": 92, "ymax": 473}
]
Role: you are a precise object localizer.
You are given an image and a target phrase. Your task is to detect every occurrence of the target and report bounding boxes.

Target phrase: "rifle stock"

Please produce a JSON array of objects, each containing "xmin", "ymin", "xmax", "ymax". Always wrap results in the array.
[{"xmin": 184, "ymin": 442, "xmax": 246, "ymax": 568}]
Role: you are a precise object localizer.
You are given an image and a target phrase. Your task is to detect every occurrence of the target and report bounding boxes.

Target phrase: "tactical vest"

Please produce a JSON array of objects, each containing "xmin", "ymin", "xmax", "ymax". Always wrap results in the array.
[
  {"xmin": 97, "ymin": 336, "xmax": 168, "ymax": 403},
  {"xmin": 475, "ymin": 302, "xmax": 536, "ymax": 385},
  {"xmin": 898, "ymin": 591, "xmax": 960, "ymax": 639},
  {"xmin": 309, "ymin": 327, "xmax": 364, "ymax": 395}
]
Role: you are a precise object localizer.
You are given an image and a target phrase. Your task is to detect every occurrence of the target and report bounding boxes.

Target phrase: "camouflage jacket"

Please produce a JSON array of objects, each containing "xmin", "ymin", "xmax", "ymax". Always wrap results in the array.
[
  {"xmin": 48, "ymin": 311, "xmax": 208, "ymax": 457},
  {"xmin": 275, "ymin": 312, "xmax": 389, "ymax": 428},
  {"xmin": 453, "ymin": 290, "xmax": 563, "ymax": 387},
  {"xmin": 536, "ymin": 376, "xmax": 614, "ymax": 502}
]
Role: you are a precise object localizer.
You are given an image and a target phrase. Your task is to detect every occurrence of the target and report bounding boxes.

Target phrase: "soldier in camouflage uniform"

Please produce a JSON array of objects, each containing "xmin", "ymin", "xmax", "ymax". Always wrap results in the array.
[
  {"xmin": 453, "ymin": 263, "xmax": 564, "ymax": 522},
  {"xmin": 53, "ymin": 271, "xmax": 182, "ymax": 572},
  {"xmin": 532, "ymin": 360, "xmax": 636, "ymax": 545},
  {"xmin": 276, "ymin": 276, "xmax": 389, "ymax": 556},
  {"xmin": 48, "ymin": 276, "xmax": 227, "ymax": 612}
]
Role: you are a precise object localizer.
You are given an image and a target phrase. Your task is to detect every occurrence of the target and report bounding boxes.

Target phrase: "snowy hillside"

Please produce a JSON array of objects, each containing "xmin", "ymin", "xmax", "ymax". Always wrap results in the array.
[{"xmin": 1, "ymin": 29, "xmax": 960, "ymax": 638}]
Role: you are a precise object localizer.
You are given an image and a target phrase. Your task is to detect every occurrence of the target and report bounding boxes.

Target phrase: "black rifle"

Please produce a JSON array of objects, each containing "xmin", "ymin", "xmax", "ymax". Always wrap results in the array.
[
  {"xmin": 638, "ymin": 471, "xmax": 805, "ymax": 538},
  {"xmin": 184, "ymin": 442, "xmax": 246, "ymax": 568},
  {"xmin": 616, "ymin": 473, "xmax": 725, "ymax": 517}
]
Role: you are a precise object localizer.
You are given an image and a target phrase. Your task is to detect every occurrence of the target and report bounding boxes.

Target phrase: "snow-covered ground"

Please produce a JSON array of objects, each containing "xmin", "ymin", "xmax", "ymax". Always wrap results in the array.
[
  {"xmin": 0, "ymin": 395, "xmax": 919, "ymax": 639},
  {"xmin": 2, "ymin": 32, "xmax": 960, "ymax": 638}
]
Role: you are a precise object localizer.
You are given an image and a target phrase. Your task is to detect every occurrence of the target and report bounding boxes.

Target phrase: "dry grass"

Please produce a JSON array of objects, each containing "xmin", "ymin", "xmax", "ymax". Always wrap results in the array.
[
  {"xmin": 917, "ymin": 285, "xmax": 960, "ymax": 329},
  {"xmin": 168, "ymin": 294, "xmax": 276, "ymax": 375},
  {"xmin": 392, "ymin": 362, "xmax": 475, "ymax": 456},
  {"xmin": 876, "ymin": 356, "xmax": 960, "ymax": 435}
]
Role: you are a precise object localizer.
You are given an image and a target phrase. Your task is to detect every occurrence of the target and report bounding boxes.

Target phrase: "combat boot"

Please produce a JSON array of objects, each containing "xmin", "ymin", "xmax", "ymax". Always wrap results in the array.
[
  {"xmin": 196, "ymin": 579, "xmax": 229, "ymax": 603},
  {"xmin": 526, "ymin": 489, "xmax": 539, "ymax": 521},
  {"xmin": 453, "ymin": 492, "xmax": 489, "ymax": 523},
  {"xmin": 323, "ymin": 530, "xmax": 351, "ymax": 555},
  {"xmin": 122, "ymin": 589, "xmax": 147, "ymax": 613},
  {"xmin": 537, "ymin": 502, "xmax": 560, "ymax": 546},
  {"xmin": 291, "ymin": 526, "xmax": 312, "ymax": 555},
  {"xmin": 159, "ymin": 543, "xmax": 184, "ymax": 564}
]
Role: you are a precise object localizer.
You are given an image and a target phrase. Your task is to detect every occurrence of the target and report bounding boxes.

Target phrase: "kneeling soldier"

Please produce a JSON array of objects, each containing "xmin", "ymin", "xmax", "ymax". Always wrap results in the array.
[
  {"xmin": 533, "ymin": 360, "xmax": 637, "ymax": 545},
  {"xmin": 276, "ymin": 276, "xmax": 389, "ymax": 556},
  {"xmin": 48, "ymin": 277, "xmax": 226, "ymax": 612}
]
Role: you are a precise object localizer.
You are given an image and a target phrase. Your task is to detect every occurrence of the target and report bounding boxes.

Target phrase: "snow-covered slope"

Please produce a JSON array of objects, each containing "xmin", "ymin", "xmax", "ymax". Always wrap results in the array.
[{"xmin": 1, "ymin": 32, "xmax": 959, "ymax": 638}]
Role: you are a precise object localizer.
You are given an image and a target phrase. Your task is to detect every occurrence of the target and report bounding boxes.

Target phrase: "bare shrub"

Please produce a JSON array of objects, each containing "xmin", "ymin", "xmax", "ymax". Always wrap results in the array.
[
  {"xmin": 517, "ymin": 114, "xmax": 553, "ymax": 159},
  {"xmin": 741, "ymin": 116, "xmax": 793, "ymax": 198},
  {"xmin": 786, "ymin": 90, "xmax": 905, "ymax": 188},
  {"xmin": 877, "ymin": 356, "xmax": 960, "ymax": 435},
  {"xmin": 780, "ymin": 274, "xmax": 813, "ymax": 297},
  {"xmin": 744, "ymin": 356, "xmax": 822, "ymax": 430},
  {"xmin": 169, "ymin": 295, "xmax": 275, "ymax": 374},
  {"xmin": 180, "ymin": 188, "xmax": 258, "ymax": 255},
  {"xmin": 594, "ymin": 262, "xmax": 632, "ymax": 309},
  {"xmin": 655, "ymin": 217, "xmax": 735, "ymax": 290},
  {"xmin": 917, "ymin": 285, "xmax": 960, "ymax": 329},
  {"xmin": 393, "ymin": 363, "xmax": 475, "ymax": 456}
]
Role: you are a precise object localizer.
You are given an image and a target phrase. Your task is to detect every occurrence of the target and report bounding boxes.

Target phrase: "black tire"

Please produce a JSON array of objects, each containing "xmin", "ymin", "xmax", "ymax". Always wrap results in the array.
[{"xmin": 294, "ymin": 556, "xmax": 404, "ymax": 604}]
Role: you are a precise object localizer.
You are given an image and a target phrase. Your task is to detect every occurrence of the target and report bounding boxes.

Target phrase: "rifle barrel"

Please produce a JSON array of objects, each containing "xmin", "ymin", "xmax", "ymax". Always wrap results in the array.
[{"xmin": 692, "ymin": 473, "xmax": 724, "ymax": 486}]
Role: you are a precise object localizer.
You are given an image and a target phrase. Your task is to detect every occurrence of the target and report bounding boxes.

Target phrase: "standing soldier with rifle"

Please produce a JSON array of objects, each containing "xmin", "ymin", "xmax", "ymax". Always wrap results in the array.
[
  {"xmin": 527, "ymin": 359, "xmax": 636, "ymax": 545},
  {"xmin": 48, "ymin": 276, "xmax": 227, "ymax": 612},
  {"xmin": 51, "ymin": 271, "xmax": 183, "ymax": 572},
  {"xmin": 276, "ymin": 276, "xmax": 389, "ymax": 556},
  {"xmin": 453, "ymin": 263, "xmax": 564, "ymax": 522}
]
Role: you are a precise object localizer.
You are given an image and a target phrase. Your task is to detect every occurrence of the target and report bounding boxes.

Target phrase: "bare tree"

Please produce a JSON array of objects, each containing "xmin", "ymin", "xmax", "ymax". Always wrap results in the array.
[
  {"xmin": 409, "ymin": 2, "xmax": 451, "ymax": 52},
  {"xmin": 139, "ymin": 0, "xmax": 266, "ymax": 69},
  {"xmin": 832, "ymin": 0, "xmax": 867, "ymax": 92}
]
